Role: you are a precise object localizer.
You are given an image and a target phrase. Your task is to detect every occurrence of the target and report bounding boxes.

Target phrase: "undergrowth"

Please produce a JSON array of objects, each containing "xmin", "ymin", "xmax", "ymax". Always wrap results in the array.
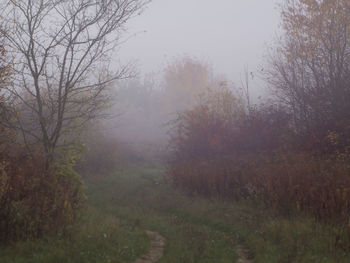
[{"xmin": 3, "ymin": 165, "xmax": 350, "ymax": 262}]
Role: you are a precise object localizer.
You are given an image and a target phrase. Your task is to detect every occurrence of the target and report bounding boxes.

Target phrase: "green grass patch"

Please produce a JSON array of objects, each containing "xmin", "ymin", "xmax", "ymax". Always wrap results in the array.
[
  {"xmin": 0, "ymin": 207, "xmax": 149, "ymax": 263},
  {"xmin": 85, "ymin": 165, "xmax": 239, "ymax": 263},
  {"xmin": 84, "ymin": 164, "xmax": 350, "ymax": 262}
]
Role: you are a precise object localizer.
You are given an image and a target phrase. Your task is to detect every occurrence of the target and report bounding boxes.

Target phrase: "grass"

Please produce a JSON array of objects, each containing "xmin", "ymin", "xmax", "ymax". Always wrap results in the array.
[
  {"xmin": 0, "ymin": 206, "xmax": 149, "ymax": 263},
  {"xmin": 85, "ymin": 165, "xmax": 238, "ymax": 263},
  {"xmin": 1, "ymin": 164, "xmax": 350, "ymax": 262}
]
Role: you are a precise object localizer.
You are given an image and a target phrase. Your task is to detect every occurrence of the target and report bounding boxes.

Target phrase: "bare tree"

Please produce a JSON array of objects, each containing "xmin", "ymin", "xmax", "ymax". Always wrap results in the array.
[{"xmin": 0, "ymin": 0, "xmax": 148, "ymax": 167}]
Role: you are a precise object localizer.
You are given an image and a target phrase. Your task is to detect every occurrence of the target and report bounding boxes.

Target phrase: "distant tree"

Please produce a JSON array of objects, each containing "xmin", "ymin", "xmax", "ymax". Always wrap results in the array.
[
  {"xmin": 170, "ymin": 87, "xmax": 244, "ymax": 161},
  {"xmin": 162, "ymin": 56, "xmax": 218, "ymax": 113},
  {"xmin": 0, "ymin": 0, "xmax": 148, "ymax": 168},
  {"xmin": 111, "ymin": 76, "xmax": 167, "ymax": 144}
]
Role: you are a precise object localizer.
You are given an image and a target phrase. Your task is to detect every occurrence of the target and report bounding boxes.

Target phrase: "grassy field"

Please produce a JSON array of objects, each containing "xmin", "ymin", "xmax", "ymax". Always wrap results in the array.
[{"xmin": 1, "ymin": 164, "xmax": 350, "ymax": 262}]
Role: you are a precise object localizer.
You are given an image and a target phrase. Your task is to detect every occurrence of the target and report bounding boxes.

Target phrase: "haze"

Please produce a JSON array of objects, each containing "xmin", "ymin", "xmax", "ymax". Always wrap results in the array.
[
  {"xmin": 3, "ymin": 1, "xmax": 350, "ymax": 261},
  {"xmin": 120, "ymin": 0, "xmax": 281, "ymax": 90}
]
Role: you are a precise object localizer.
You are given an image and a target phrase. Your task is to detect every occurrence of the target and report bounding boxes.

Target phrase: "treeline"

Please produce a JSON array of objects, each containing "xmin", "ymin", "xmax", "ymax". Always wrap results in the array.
[{"xmin": 168, "ymin": 0, "xmax": 350, "ymax": 250}]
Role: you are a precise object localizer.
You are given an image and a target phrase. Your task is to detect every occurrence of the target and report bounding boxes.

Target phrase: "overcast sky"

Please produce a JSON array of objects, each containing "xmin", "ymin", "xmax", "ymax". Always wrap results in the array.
[{"xmin": 119, "ymin": 0, "xmax": 282, "ymax": 94}]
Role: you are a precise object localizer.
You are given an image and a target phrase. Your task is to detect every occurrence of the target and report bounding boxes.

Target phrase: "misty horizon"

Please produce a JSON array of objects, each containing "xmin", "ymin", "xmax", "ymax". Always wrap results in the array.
[{"xmin": 119, "ymin": 0, "xmax": 281, "ymax": 98}]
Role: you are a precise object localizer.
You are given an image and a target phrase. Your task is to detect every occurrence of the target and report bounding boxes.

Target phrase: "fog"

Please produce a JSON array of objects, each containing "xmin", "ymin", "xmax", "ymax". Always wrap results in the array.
[
  {"xmin": 102, "ymin": 0, "xmax": 282, "ymax": 158},
  {"xmin": 119, "ymin": 0, "xmax": 281, "ymax": 94},
  {"xmin": 4, "ymin": 1, "xmax": 350, "ymax": 256}
]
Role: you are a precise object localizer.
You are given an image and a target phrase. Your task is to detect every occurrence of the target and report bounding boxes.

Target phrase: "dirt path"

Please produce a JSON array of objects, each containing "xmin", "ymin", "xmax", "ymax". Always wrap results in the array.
[
  {"xmin": 134, "ymin": 231, "xmax": 165, "ymax": 263},
  {"xmin": 236, "ymin": 245, "xmax": 253, "ymax": 263},
  {"xmin": 133, "ymin": 230, "xmax": 251, "ymax": 263}
]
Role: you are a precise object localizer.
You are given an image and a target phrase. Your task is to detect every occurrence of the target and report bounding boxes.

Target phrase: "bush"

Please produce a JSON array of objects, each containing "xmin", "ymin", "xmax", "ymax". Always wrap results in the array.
[
  {"xmin": 168, "ymin": 88, "xmax": 350, "ymax": 250},
  {"xmin": 0, "ymin": 145, "xmax": 85, "ymax": 243}
]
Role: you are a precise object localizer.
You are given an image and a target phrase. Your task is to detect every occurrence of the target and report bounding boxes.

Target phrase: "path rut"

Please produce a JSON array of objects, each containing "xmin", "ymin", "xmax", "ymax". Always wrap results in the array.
[
  {"xmin": 236, "ymin": 245, "xmax": 253, "ymax": 263},
  {"xmin": 134, "ymin": 231, "xmax": 165, "ymax": 263}
]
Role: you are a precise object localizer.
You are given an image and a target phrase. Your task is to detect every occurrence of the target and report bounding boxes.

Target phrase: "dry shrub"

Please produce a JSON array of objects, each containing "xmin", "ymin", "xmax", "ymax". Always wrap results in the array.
[
  {"xmin": 252, "ymin": 153, "xmax": 350, "ymax": 221},
  {"xmin": 170, "ymin": 148, "xmax": 350, "ymax": 248},
  {"xmin": 168, "ymin": 88, "xmax": 350, "ymax": 249},
  {"xmin": 0, "ymin": 145, "xmax": 85, "ymax": 243}
]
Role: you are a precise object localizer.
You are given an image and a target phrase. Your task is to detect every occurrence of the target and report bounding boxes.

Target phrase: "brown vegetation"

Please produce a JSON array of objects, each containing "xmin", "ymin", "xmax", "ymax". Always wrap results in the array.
[
  {"xmin": 0, "ymin": 144, "xmax": 85, "ymax": 243},
  {"xmin": 168, "ymin": 82, "xmax": 350, "ymax": 251}
]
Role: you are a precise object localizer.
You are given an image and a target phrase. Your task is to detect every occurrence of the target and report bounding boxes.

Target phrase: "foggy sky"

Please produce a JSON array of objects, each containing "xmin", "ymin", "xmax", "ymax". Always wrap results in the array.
[{"xmin": 119, "ymin": 0, "xmax": 282, "ymax": 95}]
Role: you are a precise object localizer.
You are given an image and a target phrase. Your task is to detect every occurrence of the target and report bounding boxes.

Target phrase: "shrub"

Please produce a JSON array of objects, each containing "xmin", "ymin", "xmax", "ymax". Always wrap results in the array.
[
  {"xmin": 168, "ymin": 87, "xmax": 350, "ymax": 250},
  {"xmin": 0, "ymin": 145, "xmax": 85, "ymax": 243}
]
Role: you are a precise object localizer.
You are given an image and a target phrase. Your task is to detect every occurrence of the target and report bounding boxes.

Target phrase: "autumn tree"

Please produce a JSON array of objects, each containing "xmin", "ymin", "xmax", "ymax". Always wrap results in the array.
[
  {"xmin": 0, "ymin": 0, "xmax": 148, "ymax": 167},
  {"xmin": 267, "ymin": 0, "xmax": 350, "ymax": 148},
  {"xmin": 162, "ymin": 56, "xmax": 221, "ymax": 113},
  {"xmin": 170, "ymin": 87, "xmax": 244, "ymax": 162}
]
